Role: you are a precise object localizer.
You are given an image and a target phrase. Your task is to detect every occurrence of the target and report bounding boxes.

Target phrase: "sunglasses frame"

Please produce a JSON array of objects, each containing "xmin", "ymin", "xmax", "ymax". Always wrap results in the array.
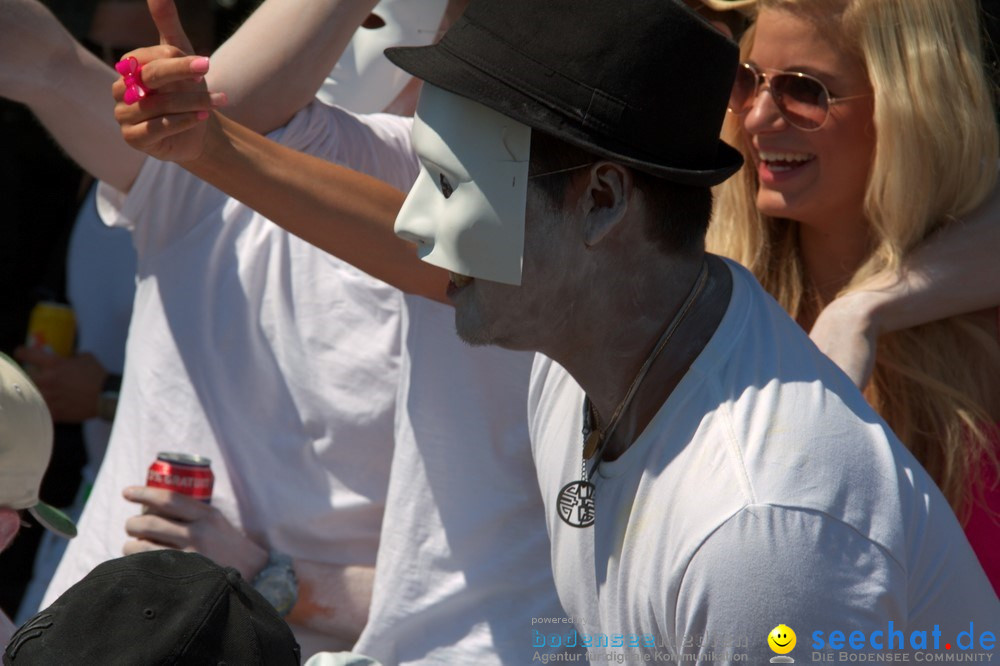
[{"xmin": 728, "ymin": 61, "xmax": 870, "ymax": 131}]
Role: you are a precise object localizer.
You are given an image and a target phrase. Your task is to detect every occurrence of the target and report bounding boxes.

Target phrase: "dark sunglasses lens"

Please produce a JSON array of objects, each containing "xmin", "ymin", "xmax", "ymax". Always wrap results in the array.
[
  {"xmin": 729, "ymin": 64, "xmax": 758, "ymax": 112},
  {"xmin": 772, "ymin": 74, "xmax": 828, "ymax": 129}
]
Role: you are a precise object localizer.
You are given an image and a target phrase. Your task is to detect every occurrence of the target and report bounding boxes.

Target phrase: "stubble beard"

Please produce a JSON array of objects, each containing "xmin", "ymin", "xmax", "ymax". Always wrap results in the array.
[
  {"xmin": 452, "ymin": 284, "xmax": 507, "ymax": 348},
  {"xmin": 452, "ymin": 185, "xmax": 566, "ymax": 351}
]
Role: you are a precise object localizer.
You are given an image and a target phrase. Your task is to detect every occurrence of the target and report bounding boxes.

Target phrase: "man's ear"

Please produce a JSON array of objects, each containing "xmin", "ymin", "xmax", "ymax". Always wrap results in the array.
[{"xmin": 581, "ymin": 162, "xmax": 633, "ymax": 248}]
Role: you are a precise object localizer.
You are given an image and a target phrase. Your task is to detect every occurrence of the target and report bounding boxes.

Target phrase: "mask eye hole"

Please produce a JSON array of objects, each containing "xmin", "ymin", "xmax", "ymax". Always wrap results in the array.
[
  {"xmin": 439, "ymin": 173, "xmax": 454, "ymax": 199},
  {"xmin": 362, "ymin": 13, "xmax": 386, "ymax": 29}
]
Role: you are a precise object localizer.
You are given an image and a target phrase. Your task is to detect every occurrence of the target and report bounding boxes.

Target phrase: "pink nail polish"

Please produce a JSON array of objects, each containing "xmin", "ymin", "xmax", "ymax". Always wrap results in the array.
[
  {"xmin": 191, "ymin": 56, "xmax": 210, "ymax": 74},
  {"xmin": 210, "ymin": 92, "xmax": 228, "ymax": 107},
  {"xmin": 196, "ymin": 110, "xmax": 210, "ymax": 120}
]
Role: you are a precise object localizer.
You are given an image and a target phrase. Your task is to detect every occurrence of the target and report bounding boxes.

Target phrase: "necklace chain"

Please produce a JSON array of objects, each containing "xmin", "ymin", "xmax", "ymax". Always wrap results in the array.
[{"xmin": 583, "ymin": 259, "xmax": 709, "ymax": 480}]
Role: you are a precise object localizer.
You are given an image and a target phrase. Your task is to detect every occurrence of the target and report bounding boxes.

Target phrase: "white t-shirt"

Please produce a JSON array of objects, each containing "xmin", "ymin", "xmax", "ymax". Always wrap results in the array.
[
  {"xmin": 15, "ymin": 185, "xmax": 139, "ymax": 624},
  {"xmin": 353, "ymin": 295, "xmax": 578, "ymax": 664},
  {"xmin": 42, "ymin": 103, "xmax": 414, "ymax": 658},
  {"xmin": 530, "ymin": 261, "xmax": 999, "ymax": 664},
  {"xmin": 67, "ymin": 183, "xmax": 136, "ymax": 478}
]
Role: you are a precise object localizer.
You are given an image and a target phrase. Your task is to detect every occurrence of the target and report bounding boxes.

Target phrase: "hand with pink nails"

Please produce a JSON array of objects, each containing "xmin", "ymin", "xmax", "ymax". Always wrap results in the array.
[{"xmin": 112, "ymin": 0, "xmax": 227, "ymax": 163}]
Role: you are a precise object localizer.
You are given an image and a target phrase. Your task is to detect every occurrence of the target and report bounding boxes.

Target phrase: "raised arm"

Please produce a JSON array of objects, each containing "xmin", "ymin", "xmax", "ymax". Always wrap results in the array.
[
  {"xmin": 199, "ymin": 0, "xmax": 379, "ymax": 133},
  {"xmin": 810, "ymin": 183, "xmax": 1000, "ymax": 387},
  {"xmin": 0, "ymin": 0, "xmax": 381, "ymax": 193},
  {"xmin": 113, "ymin": 6, "xmax": 449, "ymax": 301},
  {"xmin": 121, "ymin": 105, "xmax": 449, "ymax": 299},
  {"xmin": 0, "ymin": 0, "xmax": 144, "ymax": 191},
  {"xmin": 194, "ymin": 113, "xmax": 448, "ymax": 301}
]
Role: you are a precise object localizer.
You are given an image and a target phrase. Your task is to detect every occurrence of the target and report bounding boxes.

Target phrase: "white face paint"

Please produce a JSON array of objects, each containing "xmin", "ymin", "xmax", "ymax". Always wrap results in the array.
[
  {"xmin": 315, "ymin": 0, "xmax": 449, "ymax": 114},
  {"xmin": 394, "ymin": 84, "xmax": 531, "ymax": 285}
]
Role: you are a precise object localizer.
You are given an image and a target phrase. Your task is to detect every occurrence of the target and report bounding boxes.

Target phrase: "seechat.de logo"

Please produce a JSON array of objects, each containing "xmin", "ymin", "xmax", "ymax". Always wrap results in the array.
[{"xmin": 768, "ymin": 624, "xmax": 797, "ymax": 663}]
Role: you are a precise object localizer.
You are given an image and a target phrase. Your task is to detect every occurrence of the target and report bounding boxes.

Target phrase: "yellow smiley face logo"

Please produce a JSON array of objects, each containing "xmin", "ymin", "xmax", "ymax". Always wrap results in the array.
[{"xmin": 768, "ymin": 624, "xmax": 796, "ymax": 654}]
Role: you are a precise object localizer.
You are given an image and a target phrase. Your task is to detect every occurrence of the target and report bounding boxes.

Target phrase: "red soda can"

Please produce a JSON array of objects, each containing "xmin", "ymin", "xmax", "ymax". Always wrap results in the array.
[{"xmin": 147, "ymin": 452, "xmax": 214, "ymax": 503}]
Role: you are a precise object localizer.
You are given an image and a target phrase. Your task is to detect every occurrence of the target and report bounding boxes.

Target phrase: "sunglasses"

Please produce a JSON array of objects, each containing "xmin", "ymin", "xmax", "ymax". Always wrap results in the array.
[{"xmin": 728, "ymin": 62, "xmax": 869, "ymax": 131}]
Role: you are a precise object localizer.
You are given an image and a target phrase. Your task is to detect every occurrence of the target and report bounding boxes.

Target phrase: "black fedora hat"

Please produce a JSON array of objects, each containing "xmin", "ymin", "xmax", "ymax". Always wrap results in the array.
[{"xmin": 386, "ymin": 0, "xmax": 743, "ymax": 186}]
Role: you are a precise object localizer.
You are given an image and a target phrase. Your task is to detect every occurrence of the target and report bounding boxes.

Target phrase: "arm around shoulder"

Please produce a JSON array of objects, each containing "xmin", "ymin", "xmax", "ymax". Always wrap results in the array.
[
  {"xmin": 810, "ymin": 182, "xmax": 1000, "ymax": 386},
  {"xmin": 860, "ymin": 187, "xmax": 1000, "ymax": 335}
]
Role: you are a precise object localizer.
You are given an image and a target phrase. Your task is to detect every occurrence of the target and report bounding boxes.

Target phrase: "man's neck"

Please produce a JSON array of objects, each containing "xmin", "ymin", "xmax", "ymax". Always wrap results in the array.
[{"xmin": 543, "ymin": 253, "xmax": 732, "ymax": 461}]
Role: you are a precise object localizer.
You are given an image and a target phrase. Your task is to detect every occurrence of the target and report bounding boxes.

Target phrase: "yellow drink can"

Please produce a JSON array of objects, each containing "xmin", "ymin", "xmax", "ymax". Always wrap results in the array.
[{"xmin": 26, "ymin": 302, "xmax": 76, "ymax": 357}]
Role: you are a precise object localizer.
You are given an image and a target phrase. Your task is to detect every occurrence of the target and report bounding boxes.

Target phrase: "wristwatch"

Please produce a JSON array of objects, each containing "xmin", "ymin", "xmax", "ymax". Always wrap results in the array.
[
  {"xmin": 97, "ymin": 373, "xmax": 122, "ymax": 422},
  {"xmin": 251, "ymin": 550, "xmax": 299, "ymax": 617}
]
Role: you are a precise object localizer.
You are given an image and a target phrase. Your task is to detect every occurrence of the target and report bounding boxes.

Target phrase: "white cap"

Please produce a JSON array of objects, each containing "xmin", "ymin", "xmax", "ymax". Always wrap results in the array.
[{"xmin": 0, "ymin": 353, "xmax": 76, "ymax": 538}]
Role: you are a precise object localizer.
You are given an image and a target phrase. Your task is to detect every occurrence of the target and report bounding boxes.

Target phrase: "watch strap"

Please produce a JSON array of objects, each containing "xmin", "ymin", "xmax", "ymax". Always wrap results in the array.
[
  {"xmin": 251, "ymin": 550, "xmax": 298, "ymax": 618},
  {"xmin": 97, "ymin": 373, "xmax": 122, "ymax": 422},
  {"xmin": 101, "ymin": 372, "xmax": 122, "ymax": 393}
]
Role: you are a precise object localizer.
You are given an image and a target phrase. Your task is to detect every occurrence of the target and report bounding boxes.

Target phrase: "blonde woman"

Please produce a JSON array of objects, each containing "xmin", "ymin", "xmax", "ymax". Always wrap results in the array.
[{"xmin": 712, "ymin": 0, "xmax": 1000, "ymax": 590}]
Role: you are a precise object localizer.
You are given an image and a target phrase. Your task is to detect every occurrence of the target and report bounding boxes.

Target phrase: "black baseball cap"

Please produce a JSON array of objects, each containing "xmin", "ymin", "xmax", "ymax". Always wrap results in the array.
[{"xmin": 4, "ymin": 550, "xmax": 301, "ymax": 665}]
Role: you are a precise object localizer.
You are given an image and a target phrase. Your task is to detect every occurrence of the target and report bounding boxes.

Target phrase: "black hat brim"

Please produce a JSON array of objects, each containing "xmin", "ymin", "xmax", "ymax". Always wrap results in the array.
[{"xmin": 386, "ymin": 43, "xmax": 743, "ymax": 187}]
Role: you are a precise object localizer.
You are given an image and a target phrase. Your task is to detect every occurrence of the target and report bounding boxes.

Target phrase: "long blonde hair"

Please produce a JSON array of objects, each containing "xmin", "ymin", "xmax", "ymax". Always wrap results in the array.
[{"xmin": 709, "ymin": 0, "xmax": 1000, "ymax": 519}]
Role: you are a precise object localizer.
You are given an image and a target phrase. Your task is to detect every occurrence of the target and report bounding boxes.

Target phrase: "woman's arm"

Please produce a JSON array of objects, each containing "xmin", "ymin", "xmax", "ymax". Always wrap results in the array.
[
  {"xmin": 188, "ymin": 112, "xmax": 448, "ymax": 301},
  {"xmin": 113, "ymin": 8, "xmax": 449, "ymax": 301},
  {"xmin": 810, "ymin": 184, "xmax": 1000, "ymax": 386}
]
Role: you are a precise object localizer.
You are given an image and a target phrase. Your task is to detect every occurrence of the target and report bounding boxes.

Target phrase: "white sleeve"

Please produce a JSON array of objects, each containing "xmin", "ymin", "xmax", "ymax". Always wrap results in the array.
[
  {"xmin": 95, "ymin": 157, "xmax": 229, "ymax": 261},
  {"xmin": 674, "ymin": 504, "xmax": 906, "ymax": 663}
]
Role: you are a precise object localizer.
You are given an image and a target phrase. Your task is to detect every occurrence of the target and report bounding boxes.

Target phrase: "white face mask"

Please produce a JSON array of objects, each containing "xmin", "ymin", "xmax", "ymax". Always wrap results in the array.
[
  {"xmin": 315, "ymin": 0, "xmax": 449, "ymax": 114},
  {"xmin": 394, "ymin": 84, "xmax": 531, "ymax": 285}
]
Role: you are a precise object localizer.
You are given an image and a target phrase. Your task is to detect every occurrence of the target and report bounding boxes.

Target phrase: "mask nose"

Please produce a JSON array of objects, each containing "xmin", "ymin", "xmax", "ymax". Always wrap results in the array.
[{"xmin": 393, "ymin": 171, "xmax": 439, "ymax": 254}]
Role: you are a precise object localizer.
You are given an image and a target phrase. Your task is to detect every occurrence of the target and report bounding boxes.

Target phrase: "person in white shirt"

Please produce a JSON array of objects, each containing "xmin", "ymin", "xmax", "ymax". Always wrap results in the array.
[{"xmin": 383, "ymin": 0, "xmax": 998, "ymax": 662}]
